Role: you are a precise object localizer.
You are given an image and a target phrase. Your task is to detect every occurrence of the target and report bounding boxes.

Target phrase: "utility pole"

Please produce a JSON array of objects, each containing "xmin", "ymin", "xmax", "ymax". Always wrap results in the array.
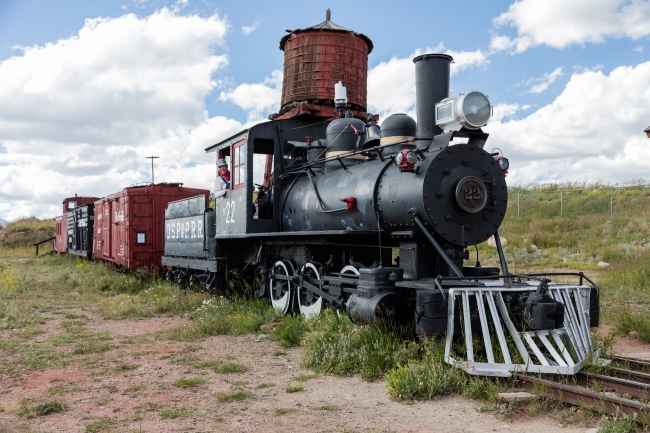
[{"xmin": 146, "ymin": 156, "xmax": 159, "ymax": 186}]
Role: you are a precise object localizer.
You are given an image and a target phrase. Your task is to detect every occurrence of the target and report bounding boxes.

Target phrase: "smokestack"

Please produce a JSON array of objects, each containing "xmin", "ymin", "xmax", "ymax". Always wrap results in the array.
[{"xmin": 413, "ymin": 54, "xmax": 453, "ymax": 146}]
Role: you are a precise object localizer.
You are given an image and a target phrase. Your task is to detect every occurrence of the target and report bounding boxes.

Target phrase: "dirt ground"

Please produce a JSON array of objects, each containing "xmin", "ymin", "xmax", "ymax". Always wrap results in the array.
[{"xmin": 3, "ymin": 311, "xmax": 643, "ymax": 433}]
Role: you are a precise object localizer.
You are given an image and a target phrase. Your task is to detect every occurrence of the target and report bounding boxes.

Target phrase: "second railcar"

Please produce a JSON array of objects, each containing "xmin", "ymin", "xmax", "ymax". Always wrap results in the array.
[{"xmin": 66, "ymin": 204, "xmax": 95, "ymax": 259}]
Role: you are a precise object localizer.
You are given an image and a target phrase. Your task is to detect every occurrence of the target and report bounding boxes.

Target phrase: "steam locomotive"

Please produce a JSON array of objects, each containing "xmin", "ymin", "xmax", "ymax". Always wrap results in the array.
[{"xmin": 160, "ymin": 13, "xmax": 600, "ymax": 376}]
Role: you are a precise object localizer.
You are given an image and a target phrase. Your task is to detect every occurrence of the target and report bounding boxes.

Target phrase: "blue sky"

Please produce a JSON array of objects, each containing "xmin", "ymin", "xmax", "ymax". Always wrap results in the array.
[{"xmin": 1, "ymin": 0, "xmax": 649, "ymax": 220}]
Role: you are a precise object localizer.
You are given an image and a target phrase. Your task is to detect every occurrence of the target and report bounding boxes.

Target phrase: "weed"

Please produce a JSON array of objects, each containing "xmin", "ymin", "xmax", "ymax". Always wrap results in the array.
[
  {"xmin": 85, "ymin": 417, "xmax": 117, "ymax": 432},
  {"xmin": 315, "ymin": 404, "xmax": 340, "ymax": 411},
  {"xmin": 599, "ymin": 416, "xmax": 637, "ymax": 433},
  {"xmin": 275, "ymin": 407, "xmax": 299, "ymax": 415},
  {"xmin": 116, "ymin": 364, "xmax": 139, "ymax": 371},
  {"xmin": 256, "ymin": 382, "xmax": 275, "ymax": 388},
  {"xmin": 285, "ymin": 385, "xmax": 304, "ymax": 393},
  {"xmin": 160, "ymin": 405, "xmax": 196, "ymax": 419},
  {"xmin": 122, "ymin": 385, "xmax": 144, "ymax": 394},
  {"xmin": 216, "ymin": 391, "xmax": 253, "ymax": 403},
  {"xmin": 273, "ymin": 351, "xmax": 287, "ymax": 356},
  {"xmin": 47, "ymin": 385, "xmax": 80, "ymax": 395},
  {"xmin": 384, "ymin": 343, "xmax": 467, "ymax": 400},
  {"xmin": 173, "ymin": 377, "xmax": 207, "ymax": 389},
  {"xmin": 224, "ymin": 379, "xmax": 248, "ymax": 386},
  {"xmin": 293, "ymin": 373, "xmax": 318, "ymax": 382},
  {"xmin": 214, "ymin": 362, "xmax": 248, "ymax": 374},
  {"xmin": 301, "ymin": 310, "xmax": 403, "ymax": 380},
  {"xmin": 18, "ymin": 399, "xmax": 67, "ymax": 418},
  {"xmin": 273, "ymin": 314, "xmax": 305, "ymax": 347},
  {"xmin": 194, "ymin": 360, "xmax": 221, "ymax": 369},
  {"xmin": 73, "ymin": 344, "xmax": 111, "ymax": 355}
]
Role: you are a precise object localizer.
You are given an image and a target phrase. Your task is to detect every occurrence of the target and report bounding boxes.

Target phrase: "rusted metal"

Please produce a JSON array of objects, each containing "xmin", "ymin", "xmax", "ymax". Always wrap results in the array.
[
  {"xmin": 517, "ymin": 374, "xmax": 650, "ymax": 419},
  {"xmin": 34, "ymin": 236, "xmax": 56, "ymax": 256},
  {"xmin": 609, "ymin": 367, "xmax": 650, "ymax": 386},
  {"xmin": 93, "ymin": 184, "xmax": 209, "ymax": 269},
  {"xmin": 576, "ymin": 371, "xmax": 650, "ymax": 400},
  {"xmin": 279, "ymin": 13, "xmax": 372, "ymax": 115},
  {"xmin": 613, "ymin": 356, "xmax": 650, "ymax": 374}
]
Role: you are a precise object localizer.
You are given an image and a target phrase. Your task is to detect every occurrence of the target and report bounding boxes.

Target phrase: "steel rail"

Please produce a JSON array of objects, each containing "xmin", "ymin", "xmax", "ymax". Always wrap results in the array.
[
  {"xmin": 575, "ymin": 371, "xmax": 650, "ymax": 400},
  {"xmin": 612, "ymin": 356, "xmax": 650, "ymax": 374},
  {"xmin": 608, "ymin": 367, "xmax": 650, "ymax": 386},
  {"xmin": 517, "ymin": 374, "xmax": 650, "ymax": 418}
]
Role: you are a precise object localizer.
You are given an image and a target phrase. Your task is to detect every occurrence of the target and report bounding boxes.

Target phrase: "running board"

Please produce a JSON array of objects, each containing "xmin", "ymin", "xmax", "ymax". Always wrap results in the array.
[{"xmin": 444, "ymin": 284, "xmax": 597, "ymax": 377}]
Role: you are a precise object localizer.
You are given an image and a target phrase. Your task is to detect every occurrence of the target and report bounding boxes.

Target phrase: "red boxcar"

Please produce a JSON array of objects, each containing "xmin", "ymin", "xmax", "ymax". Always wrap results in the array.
[
  {"xmin": 55, "ymin": 195, "xmax": 100, "ymax": 253},
  {"xmin": 93, "ymin": 183, "xmax": 210, "ymax": 269}
]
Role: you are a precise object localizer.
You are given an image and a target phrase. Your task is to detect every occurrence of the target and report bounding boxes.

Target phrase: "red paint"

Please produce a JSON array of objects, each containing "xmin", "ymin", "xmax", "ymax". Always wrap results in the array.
[
  {"xmin": 61, "ymin": 196, "xmax": 98, "ymax": 214},
  {"xmin": 493, "ymin": 155, "xmax": 509, "ymax": 175},
  {"xmin": 280, "ymin": 31, "xmax": 371, "ymax": 113},
  {"xmin": 340, "ymin": 196, "xmax": 356, "ymax": 212},
  {"xmin": 54, "ymin": 215, "xmax": 67, "ymax": 253},
  {"xmin": 93, "ymin": 184, "xmax": 209, "ymax": 269},
  {"xmin": 397, "ymin": 149, "xmax": 416, "ymax": 173}
]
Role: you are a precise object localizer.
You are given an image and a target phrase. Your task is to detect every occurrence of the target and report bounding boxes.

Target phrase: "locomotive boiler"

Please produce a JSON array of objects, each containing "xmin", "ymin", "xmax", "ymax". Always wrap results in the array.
[{"xmin": 161, "ymin": 12, "xmax": 600, "ymax": 376}]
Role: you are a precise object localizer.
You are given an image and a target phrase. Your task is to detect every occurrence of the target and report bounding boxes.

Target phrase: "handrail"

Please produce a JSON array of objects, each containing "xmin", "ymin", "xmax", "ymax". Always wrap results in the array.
[{"xmin": 34, "ymin": 236, "xmax": 56, "ymax": 256}]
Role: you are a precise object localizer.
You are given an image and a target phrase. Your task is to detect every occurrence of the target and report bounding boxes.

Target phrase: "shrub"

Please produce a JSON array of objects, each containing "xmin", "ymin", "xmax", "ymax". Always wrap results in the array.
[{"xmin": 273, "ymin": 314, "xmax": 305, "ymax": 347}]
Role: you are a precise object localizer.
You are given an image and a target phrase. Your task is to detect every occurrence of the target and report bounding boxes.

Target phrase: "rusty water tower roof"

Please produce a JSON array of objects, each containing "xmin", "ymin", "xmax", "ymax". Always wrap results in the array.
[{"xmin": 279, "ymin": 9, "xmax": 373, "ymax": 53}]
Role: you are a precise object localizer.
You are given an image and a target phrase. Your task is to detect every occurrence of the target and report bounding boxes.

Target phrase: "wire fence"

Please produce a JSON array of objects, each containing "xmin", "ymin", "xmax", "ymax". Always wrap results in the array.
[{"xmin": 506, "ymin": 184, "xmax": 650, "ymax": 219}]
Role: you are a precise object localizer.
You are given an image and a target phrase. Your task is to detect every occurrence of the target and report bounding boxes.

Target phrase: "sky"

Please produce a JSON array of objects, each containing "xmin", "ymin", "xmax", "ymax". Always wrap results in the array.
[{"xmin": 1, "ymin": 0, "xmax": 649, "ymax": 221}]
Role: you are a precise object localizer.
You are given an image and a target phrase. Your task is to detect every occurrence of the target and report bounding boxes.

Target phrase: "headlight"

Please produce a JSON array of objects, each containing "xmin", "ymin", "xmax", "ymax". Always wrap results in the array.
[
  {"xmin": 405, "ymin": 151, "xmax": 417, "ymax": 165},
  {"xmin": 394, "ymin": 152, "xmax": 403, "ymax": 165},
  {"xmin": 435, "ymin": 90, "xmax": 491, "ymax": 132},
  {"xmin": 498, "ymin": 157, "xmax": 509, "ymax": 171}
]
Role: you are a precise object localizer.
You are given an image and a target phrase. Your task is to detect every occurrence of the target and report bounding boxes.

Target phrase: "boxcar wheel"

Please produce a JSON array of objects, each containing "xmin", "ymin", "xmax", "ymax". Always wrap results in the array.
[
  {"xmin": 269, "ymin": 260, "xmax": 294, "ymax": 315},
  {"xmin": 298, "ymin": 263, "xmax": 323, "ymax": 318}
]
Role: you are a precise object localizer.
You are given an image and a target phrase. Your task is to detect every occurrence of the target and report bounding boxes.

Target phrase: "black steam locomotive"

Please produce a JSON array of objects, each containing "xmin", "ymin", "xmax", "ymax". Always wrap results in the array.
[{"xmin": 161, "ymin": 17, "xmax": 599, "ymax": 376}]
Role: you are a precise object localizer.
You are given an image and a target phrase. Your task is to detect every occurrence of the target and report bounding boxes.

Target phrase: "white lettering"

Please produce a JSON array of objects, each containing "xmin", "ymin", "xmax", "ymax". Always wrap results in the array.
[
  {"xmin": 185, "ymin": 222, "xmax": 190, "ymax": 238},
  {"xmin": 191, "ymin": 221, "xmax": 196, "ymax": 238},
  {"xmin": 166, "ymin": 224, "xmax": 170, "ymax": 239},
  {"xmin": 198, "ymin": 221, "xmax": 203, "ymax": 238},
  {"xmin": 176, "ymin": 222, "xmax": 180, "ymax": 238}
]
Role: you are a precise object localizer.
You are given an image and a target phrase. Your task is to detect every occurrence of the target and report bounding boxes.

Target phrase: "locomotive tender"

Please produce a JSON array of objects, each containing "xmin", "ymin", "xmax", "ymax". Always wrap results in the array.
[{"xmin": 161, "ymin": 12, "xmax": 600, "ymax": 376}]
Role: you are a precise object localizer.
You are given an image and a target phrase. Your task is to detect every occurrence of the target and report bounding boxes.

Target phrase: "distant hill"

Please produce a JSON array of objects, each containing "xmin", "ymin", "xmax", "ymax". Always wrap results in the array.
[{"xmin": 0, "ymin": 217, "xmax": 7, "ymax": 227}]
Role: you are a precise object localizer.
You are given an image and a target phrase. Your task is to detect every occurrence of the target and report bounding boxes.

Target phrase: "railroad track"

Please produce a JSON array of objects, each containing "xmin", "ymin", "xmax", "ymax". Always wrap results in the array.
[{"xmin": 516, "ymin": 356, "xmax": 650, "ymax": 422}]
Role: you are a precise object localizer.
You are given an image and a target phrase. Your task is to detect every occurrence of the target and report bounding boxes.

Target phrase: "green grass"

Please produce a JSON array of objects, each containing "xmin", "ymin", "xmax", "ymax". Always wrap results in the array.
[
  {"xmin": 256, "ymin": 382, "xmax": 275, "ymax": 388},
  {"xmin": 273, "ymin": 351, "xmax": 287, "ymax": 356},
  {"xmin": 85, "ymin": 417, "xmax": 116, "ymax": 432},
  {"xmin": 301, "ymin": 310, "xmax": 404, "ymax": 380},
  {"xmin": 315, "ymin": 404, "xmax": 340, "ymax": 411},
  {"xmin": 18, "ymin": 399, "xmax": 67, "ymax": 418},
  {"xmin": 173, "ymin": 377, "xmax": 207, "ymax": 389},
  {"xmin": 160, "ymin": 405, "xmax": 196, "ymax": 419},
  {"xmin": 47, "ymin": 385, "xmax": 80, "ymax": 395},
  {"xmin": 72, "ymin": 343, "xmax": 111, "ymax": 355},
  {"xmin": 214, "ymin": 362, "xmax": 249, "ymax": 374},
  {"xmin": 216, "ymin": 390, "xmax": 253, "ymax": 403},
  {"xmin": 292, "ymin": 373, "xmax": 318, "ymax": 382},
  {"xmin": 273, "ymin": 314, "xmax": 305, "ymax": 347},
  {"xmin": 598, "ymin": 416, "xmax": 637, "ymax": 433},
  {"xmin": 275, "ymin": 407, "xmax": 299, "ymax": 415},
  {"xmin": 285, "ymin": 385, "xmax": 304, "ymax": 393}
]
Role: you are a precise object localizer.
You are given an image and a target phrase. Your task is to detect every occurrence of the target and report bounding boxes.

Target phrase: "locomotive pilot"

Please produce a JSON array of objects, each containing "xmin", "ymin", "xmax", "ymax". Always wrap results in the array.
[{"xmin": 214, "ymin": 158, "xmax": 231, "ymax": 198}]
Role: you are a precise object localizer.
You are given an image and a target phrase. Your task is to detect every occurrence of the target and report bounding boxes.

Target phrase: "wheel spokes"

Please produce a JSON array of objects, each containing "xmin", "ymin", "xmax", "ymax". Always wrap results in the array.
[
  {"xmin": 298, "ymin": 263, "xmax": 322, "ymax": 318},
  {"xmin": 269, "ymin": 260, "xmax": 293, "ymax": 315}
]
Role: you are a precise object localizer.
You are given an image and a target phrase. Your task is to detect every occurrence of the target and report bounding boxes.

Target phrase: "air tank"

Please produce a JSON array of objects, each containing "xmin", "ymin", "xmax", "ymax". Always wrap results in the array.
[{"xmin": 279, "ymin": 10, "xmax": 373, "ymax": 114}]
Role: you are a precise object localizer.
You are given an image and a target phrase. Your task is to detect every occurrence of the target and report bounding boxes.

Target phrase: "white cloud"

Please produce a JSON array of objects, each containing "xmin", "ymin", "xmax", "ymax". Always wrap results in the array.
[
  {"xmin": 0, "ymin": 9, "xmax": 246, "ymax": 221},
  {"xmin": 522, "ymin": 67, "xmax": 564, "ymax": 93},
  {"xmin": 367, "ymin": 46, "xmax": 490, "ymax": 121},
  {"xmin": 635, "ymin": 45, "xmax": 644, "ymax": 52},
  {"xmin": 484, "ymin": 61, "xmax": 650, "ymax": 183},
  {"xmin": 242, "ymin": 21, "xmax": 260, "ymax": 35},
  {"xmin": 219, "ymin": 70, "xmax": 282, "ymax": 122},
  {"xmin": 491, "ymin": 0, "xmax": 650, "ymax": 53}
]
